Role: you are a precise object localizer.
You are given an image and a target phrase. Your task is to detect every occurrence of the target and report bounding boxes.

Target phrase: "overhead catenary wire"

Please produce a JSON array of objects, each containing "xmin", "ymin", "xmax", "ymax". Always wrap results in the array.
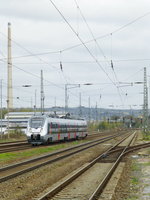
[
  {"xmin": 0, "ymin": 30, "xmax": 72, "ymax": 85},
  {"xmin": 109, "ymin": 32, "xmax": 122, "ymax": 95},
  {"xmin": 0, "ymin": 31, "xmax": 60, "ymax": 71},
  {"xmin": 0, "ymin": 50, "xmax": 60, "ymax": 61},
  {"xmin": 11, "ymin": 58, "xmax": 150, "ymax": 65},
  {"xmin": 1, "ymin": 55, "xmax": 55, "ymax": 96},
  {"xmin": 0, "ymin": 27, "xmax": 80, "ymax": 100},
  {"xmin": 73, "ymin": 0, "xmax": 145, "ymax": 108},
  {"xmin": 74, "ymin": 0, "xmax": 109, "ymax": 63},
  {"xmin": 1, "ymin": 70, "xmax": 66, "ymax": 106},
  {"xmin": 0, "ymin": 46, "xmax": 90, "ymax": 107},
  {"xmin": 73, "ymin": 0, "xmax": 124, "ymax": 104},
  {"xmin": 0, "ymin": 58, "xmax": 85, "ymax": 105},
  {"xmin": 122, "ymin": 68, "xmax": 144, "ymax": 82},
  {"xmin": 0, "ymin": 59, "xmax": 64, "ymax": 90},
  {"xmin": 0, "ymin": 10, "xmax": 149, "ymax": 61},
  {"xmin": 0, "ymin": 2, "xmax": 147, "ymax": 108},
  {"xmin": 1, "ymin": 50, "xmax": 143, "ymax": 108},
  {"xmin": 49, "ymin": 0, "xmax": 124, "ymax": 105},
  {"xmin": 49, "ymin": 0, "xmax": 114, "ymax": 82}
]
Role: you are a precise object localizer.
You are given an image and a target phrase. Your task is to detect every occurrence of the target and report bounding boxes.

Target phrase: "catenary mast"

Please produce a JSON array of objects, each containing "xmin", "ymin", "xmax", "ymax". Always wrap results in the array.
[
  {"xmin": 143, "ymin": 67, "xmax": 148, "ymax": 133},
  {"xmin": 41, "ymin": 70, "xmax": 44, "ymax": 114},
  {"xmin": 7, "ymin": 22, "xmax": 13, "ymax": 109}
]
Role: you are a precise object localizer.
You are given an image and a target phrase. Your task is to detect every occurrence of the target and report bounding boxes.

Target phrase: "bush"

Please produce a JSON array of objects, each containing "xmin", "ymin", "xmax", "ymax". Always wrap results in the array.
[
  {"xmin": 143, "ymin": 133, "xmax": 150, "ymax": 141},
  {"xmin": 2, "ymin": 127, "xmax": 25, "ymax": 140},
  {"xmin": 88, "ymin": 121, "xmax": 123, "ymax": 131}
]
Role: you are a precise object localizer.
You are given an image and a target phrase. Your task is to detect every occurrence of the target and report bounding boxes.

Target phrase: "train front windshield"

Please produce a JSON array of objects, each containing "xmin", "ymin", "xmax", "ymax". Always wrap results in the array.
[{"xmin": 30, "ymin": 117, "xmax": 45, "ymax": 129}]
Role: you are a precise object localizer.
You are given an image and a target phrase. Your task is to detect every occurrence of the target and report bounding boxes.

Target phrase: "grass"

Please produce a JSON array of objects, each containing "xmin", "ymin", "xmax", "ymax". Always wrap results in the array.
[
  {"xmin": 0, "ymin": 131, "xmax": 26, "ymax": 143},
  {"xmin": 142, "ymin": 134, "xmax": 150, "ymax": 141},
  {"xmin": 0, "ymin": 140, "xmax": 85, "ymax": 163},
  {"xmin": 126, "ymin": 197, "xmax": 138, "ymax": 200},
  {"xmin": 131, "ymin": 162, "xmax": 141, "ymax": 171},
  {"xmin": 142, "ymin": 162, "xmax": 150, "ymax": 166},
  {"xmin": 124, "ymin": 161, "xmax": 141, "ymax": 200},
  {"xmin": 0, "ymin": 137, "xmax": 26, "ymax": 143},
  {"xmin": 131, "ymin": 177, "xmax": 139, "ymax": 185}
]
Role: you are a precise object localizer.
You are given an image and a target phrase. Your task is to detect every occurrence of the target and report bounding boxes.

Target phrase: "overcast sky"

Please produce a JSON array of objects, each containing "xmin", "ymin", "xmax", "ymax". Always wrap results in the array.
[{"xmin": 0, "ymin": 0, "xmax": 150, "ymax": 110}]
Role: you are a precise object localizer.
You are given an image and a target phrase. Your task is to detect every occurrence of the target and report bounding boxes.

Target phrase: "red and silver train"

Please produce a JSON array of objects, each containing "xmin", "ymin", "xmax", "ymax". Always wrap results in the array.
[{"xmin": 26, "ymin": 115, "xmax": 88, "ymax": 145}]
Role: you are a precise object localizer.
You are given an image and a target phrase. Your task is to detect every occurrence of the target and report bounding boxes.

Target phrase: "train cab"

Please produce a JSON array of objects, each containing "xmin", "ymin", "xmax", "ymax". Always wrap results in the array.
[{"xmin": 26, "ymin": 116, "xmax": 47, "ymax": 145}]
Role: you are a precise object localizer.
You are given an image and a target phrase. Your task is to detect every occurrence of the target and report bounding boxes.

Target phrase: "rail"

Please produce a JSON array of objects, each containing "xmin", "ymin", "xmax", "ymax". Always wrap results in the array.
[
  {"xmin": 35, "ymin": 131, "xmax": 150, "ymax": 200},
  {"xmin": 0, "ymin": 131, "xmax": 128, "ymax": 183}
]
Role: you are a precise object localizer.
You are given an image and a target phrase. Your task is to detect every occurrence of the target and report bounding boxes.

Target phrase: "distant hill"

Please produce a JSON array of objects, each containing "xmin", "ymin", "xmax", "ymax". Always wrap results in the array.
[{"xmin": 49, "ymin": 106, "xmax": 143, "ymax": 121}]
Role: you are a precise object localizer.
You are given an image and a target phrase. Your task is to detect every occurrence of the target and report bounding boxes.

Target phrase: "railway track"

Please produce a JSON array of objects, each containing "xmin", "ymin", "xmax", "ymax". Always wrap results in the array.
[
  {"xmin": 0, "ymin": 136, "xmax": 95, "ymax": 154},
  {"xmin": 0, "ymin": 140, "xmax": 26, "ymax": 145},
  {"xmin": 34, "ymin": 132, "xmax": 150, "ymax": 200},
  {"xmin": 0, "ymin": 140, "xmax": 30, "ymax": 154},
  {"xmin": 0, "ymin": 131, "xmax": 129, "ymax": 183},
  {"xmin": 0, "ymin": 131, "xmax": 123, "ymax": 154}
]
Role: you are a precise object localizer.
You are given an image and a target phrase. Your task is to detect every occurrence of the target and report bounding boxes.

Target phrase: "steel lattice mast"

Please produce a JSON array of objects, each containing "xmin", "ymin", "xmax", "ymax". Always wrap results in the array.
[
  {"xmin": 41, "ymin": 70, "xmax": 44, "ymax": 114},
  {"xmin": 143, "ymin": 67, "xmax": 149, "ymax": 133},
  {"xmin": 7, "ymin": 22, "xmax": 13, "ymax": 109},
  {"xmin": 79, "ymin": 92, "xmax": 82, "ymax": 117}
]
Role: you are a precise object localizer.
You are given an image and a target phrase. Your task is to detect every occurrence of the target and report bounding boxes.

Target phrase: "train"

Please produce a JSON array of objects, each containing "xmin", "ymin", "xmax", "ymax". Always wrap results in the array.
[{"xmin": 26, "ymin": 114, "xmax": 88, "ymax": 145}]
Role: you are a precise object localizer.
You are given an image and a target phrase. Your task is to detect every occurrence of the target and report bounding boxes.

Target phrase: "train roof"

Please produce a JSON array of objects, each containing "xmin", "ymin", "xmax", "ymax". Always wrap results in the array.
[
  {"xmin": 4, "ymin": 112, "xmax": 74, "ymax": 119},
  {"xmin": 29, "ymin": 115, "xmax": 87, "ymax": 124},
  {"xmin": 4, "ymin": 112, "xmax": 86, "ymax": 124}
]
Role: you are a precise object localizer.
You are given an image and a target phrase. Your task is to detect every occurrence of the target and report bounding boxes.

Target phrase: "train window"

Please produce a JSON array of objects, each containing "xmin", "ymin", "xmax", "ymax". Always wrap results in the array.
[
  {"xmin": 51, "ymin": 123, "xmax": 57, "ymax": 128},
  {"xmin": 48, "ymin": 123, "xmax": 50, "ymax": 133},
  {"xmin": 30, "ymin": 117, "xmax": 45, "ymax": 128}
]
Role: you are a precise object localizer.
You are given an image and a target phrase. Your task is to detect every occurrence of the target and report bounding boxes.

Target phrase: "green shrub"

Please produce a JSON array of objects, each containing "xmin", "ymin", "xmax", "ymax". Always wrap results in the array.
[
  {"xmin": 143, "ymin": 134, "xmax": 150, "ymax": 141},
  {"xmin": 88, "ymin": 121, "xmax": 123, "ymax": 131}
]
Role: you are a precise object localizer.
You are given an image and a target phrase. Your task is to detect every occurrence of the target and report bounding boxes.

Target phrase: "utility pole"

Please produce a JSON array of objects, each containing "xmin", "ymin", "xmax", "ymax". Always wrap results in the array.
[
  {"xmin": 7, "ymin": 22, "xmax": 13, "ymax": 110},
  {"xmin": 54, "ymin": 97, "xmax": 56, "ymax": 107},
  {"xmin": 7, "ymin": 22, "xmax": 12, "ymax": 138},
  {"xmin": 6, "ymin": 99, "xmax": 9, "ymax": 138},
  {"xmin": 88, "ymin": 96, "xmax": 91, "ymax": 122},
  {"xmin": 31, "ymin": 97, "xmax": 32, "ymax": 109},
  {"xmin": 143, "ymin": 67, "xmax": 149, "ymax": 134},
  {"xmin": 41, "ymin": 70, "xmax": 44, "ymax": 114},
  {"xmin": 65, "ymin": 84, "xmax": 80, "ymax": 114},
  {"xmin": 79, "ymin": 92, "xmax": 82, "ymax": 118},
  {"xmin": 65, "ymin": 84, "xmax": 68, "ymax": 114},
  {"xmin": 34, "ymin": 89, "xmax": 37, "ymax": 115},
  {"xmin": 95, "ymin": 102, "xmax": 98, "ymax": 122}
]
